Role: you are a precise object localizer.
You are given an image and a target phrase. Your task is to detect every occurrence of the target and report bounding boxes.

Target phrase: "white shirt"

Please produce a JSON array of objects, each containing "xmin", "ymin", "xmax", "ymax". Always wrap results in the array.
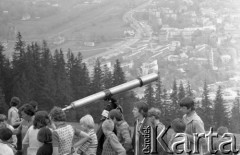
[
  {"xmin": 0, "ymin": 143, "xmax": 14, "ymax": 155},
  {"xmin": 8, "ymin": 107, "xmax": 19, "ymax": 126},
  {"xmin": 22, "ymin": 125, "xmax": 43, "ymax": 155}
]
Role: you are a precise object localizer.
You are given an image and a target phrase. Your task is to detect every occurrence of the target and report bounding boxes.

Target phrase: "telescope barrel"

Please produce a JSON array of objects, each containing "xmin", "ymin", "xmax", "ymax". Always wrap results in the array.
[{"xmin": 62, "ymin": 73, "xmax": 158, "ymax": 111}]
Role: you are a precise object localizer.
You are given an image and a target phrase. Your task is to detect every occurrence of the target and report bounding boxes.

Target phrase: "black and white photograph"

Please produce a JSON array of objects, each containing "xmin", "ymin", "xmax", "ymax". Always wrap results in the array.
[{"xmin": 0, "ymin": 0, "xmax": 240, "ymax": 155}]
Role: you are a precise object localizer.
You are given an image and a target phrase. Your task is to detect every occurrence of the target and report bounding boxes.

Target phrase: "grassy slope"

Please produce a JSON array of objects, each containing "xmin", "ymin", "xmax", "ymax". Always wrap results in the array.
[{"xmin": 4, "ymin": 0, "xmax": 140, "ymax": 58}]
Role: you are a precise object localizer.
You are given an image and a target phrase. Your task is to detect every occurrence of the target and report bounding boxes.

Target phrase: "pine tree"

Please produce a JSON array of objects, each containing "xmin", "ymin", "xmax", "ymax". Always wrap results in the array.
[
  {"xmin": 12, "ymin": 32, "xmax": 26, "ymax": 71},
  {"xmin": 178, "ymin": 81, "xmax": 185, "ymax": 102},
  {"xmin": 67, "ymin": 50, "xmax": 80, "ymax": 100},
  {"xmin": 200, "ymin": 80, "xmax": 213, "ymax": 130},
  {"xmin": 0, "ymin": 87, "xmax": 6, "ymax": 114},
  {"xmin": 186, "ymin": 81, "xmax": 193, "ymax": 97},
  {"xmin": 12, "ymin": 32, "xmax": 26, "ymax": 77},
  {"xmin": 53, "ymin": 49, "xmax": 72, "ymax": 107},
  {"xmin": 112, "ymin": 59, "xmax": 126, "ymax": 86},
  {"xmin": 67, "ymin": 50, "xmax": 89, "ymax": 100},
  {"xmin": 144, "ymin": 83, "xmax": 155, "ymax": 108},
  {"xmin": 112, "ymin": 59, "xmax": 127, "ymax": 101},
  {"xmin": 13, "ymin": 73, "xmax": 32, "ymax": 102},
  {"xmin": 0, "ymin": 42, "xmax": 5, "ymax": 87},
  {"xmin": 162, "ymin": 88, "xmax": 171, "ymax": 126},
  {"xmin": 230, "ymin": 94, "xmax": 240, "ymax": 133},
  {"xmin": 0, "ymin": 43, "xmax": 9, "ymax": 106},
  {"xmin": 90, "ymin": 58, "xmax": 103, "ymax": 94},
  {"xmin": 111, "ymin": 59, "xmax": 137, "ymax": 125},
  {"xmin": 102, "ymin": 64, "xmax": 113, "ymax": 89},
  {"xmin": 66, "ymin": 50, "xmax": 89, "ymax": 121},
  {"xmin": 1, "ymin": 59, "xmax": 13, "ymax": 105},
  {"xmin": 14, "ymin": 32, "xmax": 25, "ymax": 58},
  {"xmin": 213, "ymin": 86, "xmax": 229, "ymax": 129},
  {"xmin": 12, "ymin": 32, "xmax": 29, "ymax": 102},
  {"xmin": 162, "ymin": 88, "xmax": 168, "ymax": 111},
  {"xmin": 39, "ymin": 40, "xmax": 55, "ymax": 109},
  {"xmin": 80, "ymin": 63, "xmax": 90, "ymax": 97},
  {"xmin": 25, "ymin": 42, "xmax": 42, "ymax": 102},
  {"xmin": 88, "ymin": 59, "xmax": 105, "ymax": 121},
  {"xmin": 170, "ymin": 79, "xmax": 179, "ymax": 118},
  {"xmin": 155, "ymin": 73, "xmax": 163, "ymax": 109}
]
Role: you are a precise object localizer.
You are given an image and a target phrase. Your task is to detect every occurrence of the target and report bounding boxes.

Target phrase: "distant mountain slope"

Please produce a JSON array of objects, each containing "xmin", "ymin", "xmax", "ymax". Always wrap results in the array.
[{"xmin": 1, "ymin": 0, "xmax": 145, "ymax": 58}]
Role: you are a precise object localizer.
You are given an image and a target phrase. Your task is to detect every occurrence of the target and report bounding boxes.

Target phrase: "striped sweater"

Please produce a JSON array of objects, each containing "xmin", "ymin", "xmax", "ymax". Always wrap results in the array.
[{"xmin": 78, "ymin": 129, "xmax": 98, "ymax": 155}]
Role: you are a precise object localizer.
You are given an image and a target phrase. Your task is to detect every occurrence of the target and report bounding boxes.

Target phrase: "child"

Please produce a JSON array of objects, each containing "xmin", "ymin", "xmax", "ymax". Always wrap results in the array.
[
  {"xmin": 169, "ymin": 118, "xmax": 187, "ymax": 155},
  {"xmin": 0, "ymin": 114, "xmax": 17, "ymax": 147},
  {"xmin": 108, "ymin": 109, "xmax": 132, "ymax": 152},
  {"xmin": 0, "ymin": 128, "xmax": 15, "ymax": 155},
  {"xmin": 36, "ymin": 127, "xmax": 53, "ymax": 155},
  {"xmin": 101, "ymin": 119, "xmax": 126, "ymax": 155},
  {"xmin": 75, "ymin": 114, "xmax": 98, "ymax": 155},
  {"xmin": 213, "ymin": 126, "xmax": 232, "ymax": 155}
]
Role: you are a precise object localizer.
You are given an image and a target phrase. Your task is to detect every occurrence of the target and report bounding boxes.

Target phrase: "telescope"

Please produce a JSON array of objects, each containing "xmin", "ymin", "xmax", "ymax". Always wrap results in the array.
[{"xmin": 62, "ymin": 73, "xmax": 158, "ymax": 111}]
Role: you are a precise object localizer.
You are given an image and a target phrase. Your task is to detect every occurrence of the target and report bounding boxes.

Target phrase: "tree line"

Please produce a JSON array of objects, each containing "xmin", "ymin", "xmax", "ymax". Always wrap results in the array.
[
  {"xmin": 0, "ymin": 32, "xmax": 137, "ymax": 124},
  {"xmin": 0, "ymin": 32, "xmax": 239, "ymax": 133},
  {"xmin": 144, "ymin": 77, "xmax": 240, "ymax": 133}
]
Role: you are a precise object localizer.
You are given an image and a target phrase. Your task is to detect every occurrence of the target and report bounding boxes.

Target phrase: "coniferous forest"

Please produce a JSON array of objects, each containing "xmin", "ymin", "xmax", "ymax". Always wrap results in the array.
[{"xmin": 0, "ymin": 32, "xmax": 239, "ymax": 133}]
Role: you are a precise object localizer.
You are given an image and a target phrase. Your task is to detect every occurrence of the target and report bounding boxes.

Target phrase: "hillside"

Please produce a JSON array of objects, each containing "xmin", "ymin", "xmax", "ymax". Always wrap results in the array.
[{"xmin": 0, "ymin": 0, "xmax": 144, "ymax": 58}]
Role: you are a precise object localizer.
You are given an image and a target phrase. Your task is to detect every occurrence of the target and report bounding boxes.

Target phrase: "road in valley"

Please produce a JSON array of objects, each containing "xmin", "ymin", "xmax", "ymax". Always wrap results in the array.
[{"xmin": 82, "ymin": 0, "xmax": 153, "ymax": 64}]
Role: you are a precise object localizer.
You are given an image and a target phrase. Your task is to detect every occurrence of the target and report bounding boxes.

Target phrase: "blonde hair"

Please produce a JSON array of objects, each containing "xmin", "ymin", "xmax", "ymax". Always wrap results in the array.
[
  {"xmin": 80, "ymin": 114, "xmax": 95, "ymax": 129},
  {"xmin": 102, "ymin": 119, "xmax": 114, "ymax": 132}
]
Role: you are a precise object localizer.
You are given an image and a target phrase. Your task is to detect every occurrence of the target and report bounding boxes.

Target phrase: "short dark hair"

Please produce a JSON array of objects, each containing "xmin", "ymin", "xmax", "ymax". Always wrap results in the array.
[
  {"xmin": 20, "ymin": 104, "xmax": 35, "ymax": 116},
  {"xmin": 134, "ymin": 101, "xmax": 149, "ymax": 117},
  {"xmin": 29, "ymin": 100, "xmax": 38, "ymax": 111},
  {"xmin": 10, "ymin": 97, "xmax": 21, "ymax": 107},
  {"xmin": 217, "ymin": 126, "xmax": 228, "ymax": 136},
  {"xmin": 109, "ymin": 109, "xmax": 123, "ymax": 121},
  {"xmin": 179, "ymin": 96, "xmax": 195, "ymax": 111},
  {"xmin": 171, "ymin": 118, "xmax": 186, "ymax": 133},
  {"xmin": 33, "ymin": 111, "xmax": 50, "ymax": 129},
  {"xmin": 0, "ymin": 114, "xmax": 7, "ymax": 122},
  {"xmin": 50, "ymin": 107, "xmax": 66, "ymax": 122},
  {"xmin": 148, "ymin": 108, "xmax": 161, "ymax": 120},
  {"xmin": 0, "ymin": 128, "xmax": 13, "ymax": 141},
  {"xmin": 37, "ymin": 127, "xmax": 52, "ymax": 143}
]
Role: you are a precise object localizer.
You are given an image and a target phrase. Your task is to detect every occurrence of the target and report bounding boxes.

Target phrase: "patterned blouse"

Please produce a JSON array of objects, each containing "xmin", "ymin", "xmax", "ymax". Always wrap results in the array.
[{"xmin": 52, "ymin": 124, "xmax": 75, "ymax": 155}]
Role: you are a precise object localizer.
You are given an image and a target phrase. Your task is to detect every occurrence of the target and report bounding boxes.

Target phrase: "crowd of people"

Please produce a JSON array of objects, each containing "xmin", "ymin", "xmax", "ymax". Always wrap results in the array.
[{"xmin": 0, "ymin": 96, "xmax": 233, "ymax": 155}]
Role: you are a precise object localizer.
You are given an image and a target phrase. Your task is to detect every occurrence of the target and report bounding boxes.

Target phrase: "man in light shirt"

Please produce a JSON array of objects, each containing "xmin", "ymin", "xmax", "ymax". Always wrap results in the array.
[{"xmin": 132, "ymin": 101, "xmax": 152, "ymax": 155}]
